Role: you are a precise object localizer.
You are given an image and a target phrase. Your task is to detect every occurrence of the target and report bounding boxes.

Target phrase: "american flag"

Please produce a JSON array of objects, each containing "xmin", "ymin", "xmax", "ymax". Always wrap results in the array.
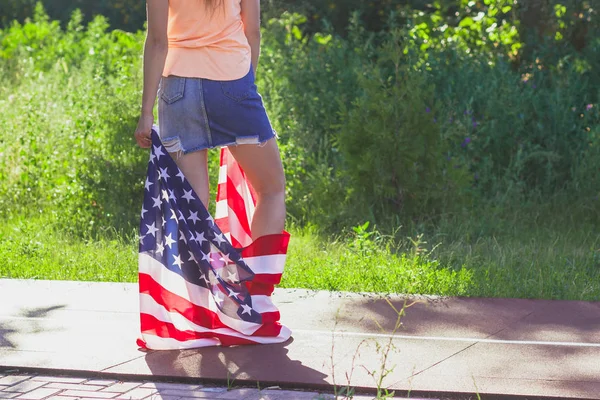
[{"xmin": 137, "ymin": 129, "xmax": 291, "ymax": 350}]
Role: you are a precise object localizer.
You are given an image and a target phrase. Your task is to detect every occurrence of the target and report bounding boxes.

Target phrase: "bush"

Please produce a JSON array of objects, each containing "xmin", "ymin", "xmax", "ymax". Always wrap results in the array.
[
  {"xmin": 0, "ymin": 6, "xmax": 146, "ymax": 237},
  {"xmin": 0, "ymin": 5, "xmax": 598, "ymax": 239},
  {"xmin": 335, "ymin": 36, "xmax": 472, "ymax": 222},
  {"xmin": 259, "ymin": 11, "xmax": 599, "ymax": 230},
  {"xmin": 0, "ymin": 0, "xmax": 145, "ymax": 33}
]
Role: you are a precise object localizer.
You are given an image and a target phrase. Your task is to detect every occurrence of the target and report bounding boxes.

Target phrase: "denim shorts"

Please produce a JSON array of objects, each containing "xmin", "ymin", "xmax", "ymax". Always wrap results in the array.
[{"xmin": 157, "ymin": 67, "xmax": 276, "ymax": 154}]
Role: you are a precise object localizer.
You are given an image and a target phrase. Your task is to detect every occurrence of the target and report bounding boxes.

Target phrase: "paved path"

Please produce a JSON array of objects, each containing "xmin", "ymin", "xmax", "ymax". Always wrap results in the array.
[
  {"xmin": 1, "ymin": 279, "xmax": 599, "ymax": 399},
  {"xmin": 0, "ymin": 372, "xmax": 339, "ymax": 400},
  {"xmin": 0, "ymin": 372, "xmax": 433, "ymax": 400}
]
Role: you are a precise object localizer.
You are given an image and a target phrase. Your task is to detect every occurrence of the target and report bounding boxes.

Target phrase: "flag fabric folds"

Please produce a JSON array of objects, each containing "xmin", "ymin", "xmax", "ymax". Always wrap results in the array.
[{"xmin": 137, "ymin": 129, "xmax": 291, "ymax": 350}]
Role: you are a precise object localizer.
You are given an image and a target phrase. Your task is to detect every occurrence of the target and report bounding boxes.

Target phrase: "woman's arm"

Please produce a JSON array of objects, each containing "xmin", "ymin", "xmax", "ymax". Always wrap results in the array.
[
  {"xmin": 240, "ymin": 0, "xmax": 261, "ymax": 76},
  {"xmin": 135, "ymin": 0, "xmax": 169, "ymax": 149}
]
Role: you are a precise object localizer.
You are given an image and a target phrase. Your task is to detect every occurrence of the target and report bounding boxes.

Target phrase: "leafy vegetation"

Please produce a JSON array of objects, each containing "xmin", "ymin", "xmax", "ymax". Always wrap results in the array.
[{"xmin": 0, "ymin": 3, "xmax": 598, "ymax": 300}]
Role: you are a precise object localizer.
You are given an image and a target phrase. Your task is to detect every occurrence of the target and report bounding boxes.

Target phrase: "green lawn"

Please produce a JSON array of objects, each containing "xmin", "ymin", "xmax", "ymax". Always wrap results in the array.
[{"xmin": 2, "ymin": 212, "xmax": 598, "ymax": 301}]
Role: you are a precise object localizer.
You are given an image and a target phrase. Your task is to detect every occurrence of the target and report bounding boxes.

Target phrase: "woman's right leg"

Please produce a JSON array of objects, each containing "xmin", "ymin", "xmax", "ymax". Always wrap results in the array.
[
  {"xmin": 171, "ymin": 150, "xmax": 210, "ymax": 208},
  {"xmin": 227, "ymin": 138, "xmax": 286, "ymax": 240}
]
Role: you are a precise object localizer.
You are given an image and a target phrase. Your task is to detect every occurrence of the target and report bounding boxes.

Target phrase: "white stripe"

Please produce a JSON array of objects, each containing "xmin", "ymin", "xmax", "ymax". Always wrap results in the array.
[
  {"xmin": 218, "ymin": 164, "xmax": 228, "ymax": 185},
  {"xmin": 244, "ymin": 254, "xmax": 286, "ymax": 275},
  {"xmin": 141, "ymin": 328, "xmax": 291, "ymax": 350},
  {"xmin": 142, "ymin": 335, "xmax": 222, "ymax": 350},
  {"xmin": 139, "ymin": 254, "xmax": 282, "ymax": 321},
  {"xmin": 226, "ymin": 205, "xmax": 253, "ymax": 247},
  {"xmin": 139, "ymin": 253, "xmax": 261, "ymax": 335},
  {"xmin": 215, "ymin": 199, "xmax": 228, "ymax": 219},
  {"xmin": 140, "ymin": 295, "xmax": 291, "ymax": 350},
  {"xmin": 293, "ymin": 329, "xmax": 600, "ymax": 348},
  {"xmin": 250, "ymin": 295, "xmax": 280, "ymax": 313}
]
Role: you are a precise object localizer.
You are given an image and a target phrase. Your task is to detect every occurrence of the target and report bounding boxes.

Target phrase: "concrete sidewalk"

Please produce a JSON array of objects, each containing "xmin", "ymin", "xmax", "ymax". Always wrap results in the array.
[{"xmin": 1, "ymin": 279, "xmax": 599, "ymax": 399}]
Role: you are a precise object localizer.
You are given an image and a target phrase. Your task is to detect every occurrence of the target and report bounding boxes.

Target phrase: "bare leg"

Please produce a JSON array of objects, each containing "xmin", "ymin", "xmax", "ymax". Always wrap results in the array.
[
  {"xmin": 170, "ymin": 150, "xmax": 210, "ymax": 208},
  {"xmin": 227, "ymin": 138, "xmax": 286, "ymax": 240}
]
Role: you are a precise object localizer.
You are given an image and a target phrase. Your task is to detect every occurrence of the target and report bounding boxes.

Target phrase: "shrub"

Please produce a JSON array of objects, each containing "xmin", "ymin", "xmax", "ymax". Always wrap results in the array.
[{"xmin": 335, "ymin": 33, "xmax": 472, "ymax": 222}]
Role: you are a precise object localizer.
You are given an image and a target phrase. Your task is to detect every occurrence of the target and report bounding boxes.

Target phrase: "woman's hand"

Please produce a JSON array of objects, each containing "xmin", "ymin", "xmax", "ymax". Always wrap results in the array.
[{"xmin": 134, "ymin": 114, "xmax": 154, "ymax": 149}]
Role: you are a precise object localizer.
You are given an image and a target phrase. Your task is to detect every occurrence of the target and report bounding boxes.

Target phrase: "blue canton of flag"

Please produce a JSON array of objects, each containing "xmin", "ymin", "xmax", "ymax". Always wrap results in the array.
[{"xmin": 138, "ymin": 130, "xmax": 261, "ymax": 325}]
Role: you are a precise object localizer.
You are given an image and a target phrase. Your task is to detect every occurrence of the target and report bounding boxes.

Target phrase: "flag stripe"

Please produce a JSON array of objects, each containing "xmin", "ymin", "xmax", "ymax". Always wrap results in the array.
[
  {"xmin": 139, "ymin": 254, "xmax": 282, "ymax": 332},
  {"xmin": 240, "ymin": 233, "xmax": 290, "ymax": 257},
  {"xmin": 140, "ymin": 293, "xmax": 283, "ymax": 340},
  {"xmin": 139, "ymin": 132, "xmax": 290, "ymax": 350}
]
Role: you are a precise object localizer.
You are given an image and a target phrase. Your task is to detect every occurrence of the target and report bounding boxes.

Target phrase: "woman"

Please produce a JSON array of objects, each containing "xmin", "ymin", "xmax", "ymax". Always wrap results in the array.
[{"xmin": 133, "ymin": 0, "xmax": 285, "ymax": 240}]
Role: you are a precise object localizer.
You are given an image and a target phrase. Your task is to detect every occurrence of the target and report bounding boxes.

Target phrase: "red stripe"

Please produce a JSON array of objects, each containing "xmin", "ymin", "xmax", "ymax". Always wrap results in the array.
[
  {"xmin": 252, "ymin": 321, "xmax": 283, "ymax": 337},
  {"xmin": 245, "ymin": 281, "xmax": 275, "ymax": 296},
  {"xmin": 140, "ymin": 313, "xmax": 258, "ymax": 347},
  {"xmin": 215, "ymin": 216, "xmax": 229, "ymax": 233},
  {"xmin": 252, "ymin": 273, "xmax": 283, "ymax": 285},
  {"xmin": 241, "ymin": 232, "xmax": 290, "ymax": 257},
  {"xmin": 216, "ymin": 182, "xmax": 227, "ymax": 203},
  {"xmin": 219, "ymin": 146, "xmax": 227, "ymax": 168},
  {"xmin": 140, "ymin": 273, "xmax": 229, "ymax": 330},
  {"xmin": 230, "ymin": 235, "xmax": 243, "ymax": 249},
  {"xmin": 217, "ymin": 182, "xmax": 229, "ymax": 201},
  {"xmin": 260, "ymin": 311, "xmax": 281, "ymax": 324}
]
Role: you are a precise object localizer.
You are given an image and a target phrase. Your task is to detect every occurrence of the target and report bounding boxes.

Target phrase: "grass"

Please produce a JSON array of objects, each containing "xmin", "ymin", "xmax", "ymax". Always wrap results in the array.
[
  {"xmin": 1, "ymin": 210, "xmax": 599, "ymax": 301},
  {"xmin": 0, "ymin": 215, "xmax": 138, "ymax": 282}
]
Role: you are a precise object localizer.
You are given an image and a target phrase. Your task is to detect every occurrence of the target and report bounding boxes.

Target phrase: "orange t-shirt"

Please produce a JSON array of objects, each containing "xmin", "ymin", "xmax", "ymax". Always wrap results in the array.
[{"xmin": 163, "ymin": 0, "xmax": 251, "ymax": 81}]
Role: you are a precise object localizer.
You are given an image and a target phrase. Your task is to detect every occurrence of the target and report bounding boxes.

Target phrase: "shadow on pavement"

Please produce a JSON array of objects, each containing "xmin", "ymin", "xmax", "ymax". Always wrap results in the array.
[
  {"xmin": 336, "ymin": 296, "xmax": 600, "ymax": 343},
  {"xmin": 142, "ymin": 337, "xmax": 329, "ymax": 387},
  {"xmin": 1, "ymin": 305, "xmax": 67, "ymax": 350}
]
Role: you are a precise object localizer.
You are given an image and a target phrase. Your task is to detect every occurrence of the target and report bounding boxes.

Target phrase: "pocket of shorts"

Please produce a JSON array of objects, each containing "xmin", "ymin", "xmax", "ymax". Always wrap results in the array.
[
  {"xmin": 220, "ymin": 74, "xmax": 252, "ymax": 102},
  {"xmin": 160, "ymin": 77, "xmax": 186, "ymax": 104}
]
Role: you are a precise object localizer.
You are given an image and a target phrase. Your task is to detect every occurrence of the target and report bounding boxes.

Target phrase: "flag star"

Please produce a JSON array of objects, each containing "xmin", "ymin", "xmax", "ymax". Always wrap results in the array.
[
  {"xmin": 227, "ymin": 287, "xmax": 240, "ymax": 298},
  {"xmin": 144, "ymin": 177, "xmax": 153, "ymax": 191},
  {"xmin": 170, "ymin": 209, "xmax": 178, "ymax": 221},
  {"xmin": 201, "ymin": 251, "xmax": 210, "ymax": 263},
  {"xmin": 176, "ymin": 169, "xmax": 186, "ymax": 182},
  {"xmin": 153, "ymin": 145, "xmax": 165, "ymax": 160},
  {"xmin": 139, "ymin": 234, "xmax": 146, "ymax": 245},
  {"xmin": 149, "ymin": 151, "xmax": 156, "ymax": 164},
  {"xmin": 241, "ymin": 303, "xmax": 253, "ymax": 316},
  {"xmin": 145, "ymin": 222, "xmax": 159, "ymax": 237},
  {"xmin": 161, "ymin": 189, "xmax": 169, "ymax": 202},
  {"xmin": 159, "ymin": 167, "xmax": 170, "ymax": 182},
  {"xmin": 172, "ymin": 254, "xmax": 183, "ymax": 268},
  {"xmin": 179, "ymin": 230, "xmax": 188, "ymax": 244},
  {"xmin": 156, "ymin": 242, "xmax": 165, "ymax": 256},
  {"xmin": 140, "ymin": 207, "xmax": 147, "ymax": 218},
  {"xmin": 194, "ymin": 231, "xmax": 207, "ymax": 244},
  {"xmin": 188, "ymin": 250, "xmax": 197, "ymax": 263},
  {"xmin": 161, "ymin": 217, "xmax": 166, "ymax": 228},
  {"xmin": 200, "ymin": 274, "xmax": 210, "ymax": 286},
  {"xmin": 182, "ymin": 189, "xmax": 195, "ymax": 203},
  {"xmin": 164, "ymin": 233, "xmax": 176, "ymax": 249},
  {"xmin": 214, "ymin": 233, "xmax": 227, "ymax": 245},
  {"xmin": 206, "ymin": 215, "xmax": 215, "ymax": 225},
  {"xmin": 168, "ymin": 189, "xmax": 177, "ymax": 202},
  {"xmin": 213, "ymin": 291, "xmax": 224, "ymax": 306},
  {"xmin": 226, "ymin": 270, "xmax": 238, "ymax": 283},
  {"xmin": 220, "ymin": 253, "xmax": 233, "ymax": 264},
  {"xmin": 178, "ymin": 210, "xmax": 185, "ymax": 222},
  {"xmin": 152, "ymin": 196, "xmax": 161, "ymax": 209},
  {"xmin": 188, "ymin": 211, "xmax": 201, "ymax": 224}
]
